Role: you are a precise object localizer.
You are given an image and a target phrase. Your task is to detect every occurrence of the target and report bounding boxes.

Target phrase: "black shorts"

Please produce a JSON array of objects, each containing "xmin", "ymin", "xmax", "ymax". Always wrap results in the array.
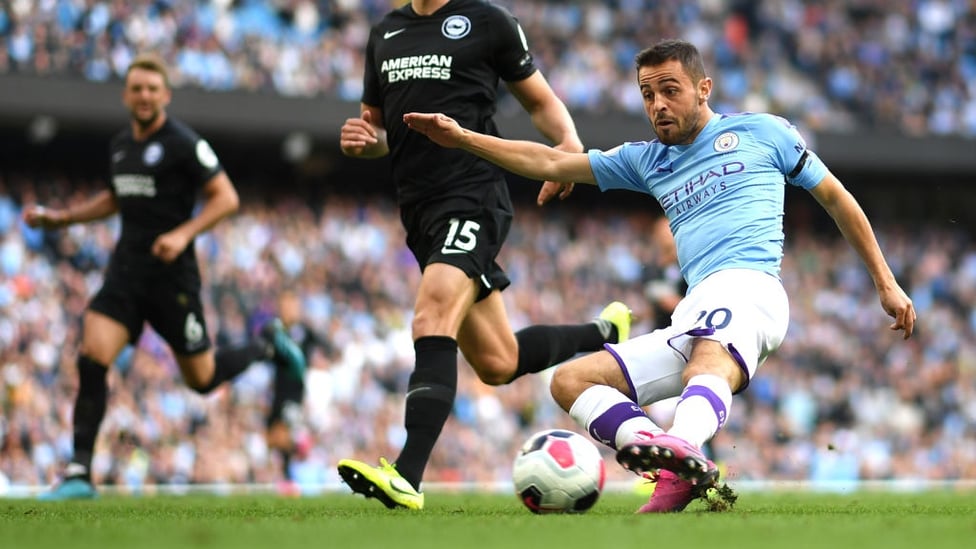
[
  {"xmin": 400, "ymin": 185, "xmax": 513, "ymax": 302},
  {"xmin": 267, "ymin": 369, "xmax": 305, "ymax": 428},
  {"xmin": 89, "ymin": 264, "xmax": 211, "ymax": 355}
]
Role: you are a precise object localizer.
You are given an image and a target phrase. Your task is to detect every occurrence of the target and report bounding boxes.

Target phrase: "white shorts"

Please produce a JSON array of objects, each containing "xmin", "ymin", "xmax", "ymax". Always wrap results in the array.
[{"xmin": 605, "ymin": 269, "xmax": 789, "ymax": 406}]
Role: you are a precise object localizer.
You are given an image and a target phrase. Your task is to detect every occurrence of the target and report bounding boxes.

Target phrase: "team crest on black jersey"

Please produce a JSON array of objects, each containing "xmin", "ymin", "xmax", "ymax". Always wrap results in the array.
[
  {"xmin": 442, "ymin": 15, "xmax": 471, "ymax": 39},
  {"xmin": 143, "ymin": 142, "xmax": 164, "ymax": 165}
]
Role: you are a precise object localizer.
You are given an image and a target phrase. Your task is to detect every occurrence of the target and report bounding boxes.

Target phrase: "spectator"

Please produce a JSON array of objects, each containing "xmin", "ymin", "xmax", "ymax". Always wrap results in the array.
[
  {"xmin": 2, "ymin": 1, "xmax": 975, "ymax": 136},
  {"xmin": 1, "ymin": 173, "xmax": 973, "ymax": 492}
]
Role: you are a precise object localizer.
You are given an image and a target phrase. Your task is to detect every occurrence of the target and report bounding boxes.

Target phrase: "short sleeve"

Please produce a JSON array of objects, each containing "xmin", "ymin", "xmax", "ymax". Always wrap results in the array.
[
  {"xmin": 488, "ymin": 6, "xmax": 537, "ymax": 82},
  {"xmin": 761, "ymin": 115, "xmax": 827, "ymax": 190},
  {"xmin": 587, "ymin": 144, "xmax": 651, "ymax": 195},
  {"xmin": 186, "ymin": 138, "xmax": 223, "ymax": 187},
  {"xmin": 362, "ymin": 29, "xmax": 381, "ymax": 106}
]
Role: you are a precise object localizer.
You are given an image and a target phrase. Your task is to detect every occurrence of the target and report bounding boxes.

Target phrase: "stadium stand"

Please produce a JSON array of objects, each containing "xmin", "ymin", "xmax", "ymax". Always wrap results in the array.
[
  {"xmin": 1, "ymin": 173, "xmax": 974, "ymax": 491},
  {"xmin": 1, "ymin": 0, "xmax": 974, "ymax": 136}
]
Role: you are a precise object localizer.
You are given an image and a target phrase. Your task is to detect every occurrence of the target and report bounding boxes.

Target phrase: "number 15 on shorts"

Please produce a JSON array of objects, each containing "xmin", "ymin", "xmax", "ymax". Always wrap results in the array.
[{"xmin": 441, "ymin": 218, "xmax": 481, "ymax": 255}]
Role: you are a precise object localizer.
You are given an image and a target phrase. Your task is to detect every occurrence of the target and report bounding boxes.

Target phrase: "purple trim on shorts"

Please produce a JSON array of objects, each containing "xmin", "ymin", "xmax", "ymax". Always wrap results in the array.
[
  {"xmin": 603, "ymin": 343, "xmax": 638, "ymax": 402},
  {"xmin": 666, "ymin": 334, "xmax": 688, "ymax": 362},
  {"xmin": 680, "ymin": 385, "xmax": 727, "ymax": 430},
  {"xmin": 588, "ymin": 401, "xmax": 647, "ymax": 450},
  {"xmin": 667, "ymin": 326, "xmax": 716, "ymax": 360},
  {"xmin": 726, "ymin": 343, "xmax": 750, "ymax": 394}
]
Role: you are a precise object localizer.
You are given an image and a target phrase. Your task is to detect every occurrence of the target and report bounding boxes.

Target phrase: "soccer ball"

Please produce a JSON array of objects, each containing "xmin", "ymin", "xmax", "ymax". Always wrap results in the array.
[{"xmin": 512, "ymin": 429, "xmax": 605, "ymax": 514}]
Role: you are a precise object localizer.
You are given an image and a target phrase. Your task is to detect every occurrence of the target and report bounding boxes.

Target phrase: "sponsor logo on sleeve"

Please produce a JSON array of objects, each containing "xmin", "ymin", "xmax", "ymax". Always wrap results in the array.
[{"xmin": 195, "ymin": 140, "xmax": 219, "ymax": 169}]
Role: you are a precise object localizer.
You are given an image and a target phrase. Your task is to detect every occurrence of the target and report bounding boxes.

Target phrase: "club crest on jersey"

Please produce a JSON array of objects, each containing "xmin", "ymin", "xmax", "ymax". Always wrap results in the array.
[
  {"xmin": 713, "ymin": 132, "xmax": 739, "ymax": 152},
  {"xmin": 442, "ymin": 15, "xmax": 471, "ymax": 39},
  {"xmin": 143, "ymin": 142, "xmax": 164, "ymax": 165}
]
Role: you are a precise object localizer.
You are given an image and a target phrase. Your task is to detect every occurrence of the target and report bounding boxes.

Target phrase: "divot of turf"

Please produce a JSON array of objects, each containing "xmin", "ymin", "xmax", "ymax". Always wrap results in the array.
[{"xmin": 701, "ymin": 482, "xmax": 738, "ymax": 512}]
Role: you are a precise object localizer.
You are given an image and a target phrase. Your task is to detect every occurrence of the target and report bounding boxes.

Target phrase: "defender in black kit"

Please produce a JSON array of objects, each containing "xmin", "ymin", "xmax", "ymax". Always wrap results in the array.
[{"xmin": 336, "ymin": 0, "xmax": 633, "ymax": 510}]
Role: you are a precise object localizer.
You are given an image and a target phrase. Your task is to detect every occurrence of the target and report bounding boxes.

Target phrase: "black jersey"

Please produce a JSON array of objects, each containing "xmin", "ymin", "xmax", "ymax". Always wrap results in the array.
[
  {"xmin": 290, "ymin": 321, "xmax": 334, "ymax": 362},
  {"xmin": 107, "ymin": 118, "xmax": 223, "ymax": 274},
  {"xmin": 363, "ymin": 0, "xmax": 538, "ymax": 205}
]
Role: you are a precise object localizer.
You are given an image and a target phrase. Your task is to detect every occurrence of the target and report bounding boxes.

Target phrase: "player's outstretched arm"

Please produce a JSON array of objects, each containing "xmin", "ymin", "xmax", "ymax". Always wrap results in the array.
[
  {"xmin": 22, "ymin": 190, "xmax": 118, "ymax": 229},
  {"xmin": 809, "ymin": 173, "xmax": 916, "ymax": 339},
  {"xmin": 403, "ymin": 112, "xmax": 597, "ymax": 186}
]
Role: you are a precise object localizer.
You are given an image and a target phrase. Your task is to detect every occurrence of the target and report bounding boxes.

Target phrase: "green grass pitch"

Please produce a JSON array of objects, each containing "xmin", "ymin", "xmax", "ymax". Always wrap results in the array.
[{"xmin": 2, "ymin": 490, "xmax": 973, "ymax": 549}]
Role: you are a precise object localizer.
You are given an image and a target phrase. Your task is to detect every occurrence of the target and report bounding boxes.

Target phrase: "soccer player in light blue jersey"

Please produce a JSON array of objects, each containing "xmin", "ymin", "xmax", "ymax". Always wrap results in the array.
[{"xmin": 404, "ymin": 39, "xmax": 916, "ymax": 513}]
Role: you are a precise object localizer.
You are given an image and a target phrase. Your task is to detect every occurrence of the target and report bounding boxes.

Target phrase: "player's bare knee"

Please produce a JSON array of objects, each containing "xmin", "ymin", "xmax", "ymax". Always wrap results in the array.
[
  {"xmin": 411, "ymin": 311, "xmax": 449, "ymax": 339},
  {"xmin": 472, "ymin": 358, "xmax": 515, "ymax": 386},
  {"xmin": 411, "ymin": 315, "xmax": 431, "ymax": 338},
  {"xmin": 465, "ymin": 344, "xmax": 517, "ymax": 385},
  {"xmin": 184, "ymin": 376, "xmax": 210, "ymax": 394},
  {"xmin": 179, "ymin": 362, "xmax": 214, "ymax": 393},
  {"xmin": 550, "ymin": 366, "xmax": 582, "ymax": 410},
  {"xmin": 78, "ymin": 341, "xmax": 120, "ymax": 367},
  {"xmin": 78, "ymin": 350, "xmax": 114, "ymax": 368}
]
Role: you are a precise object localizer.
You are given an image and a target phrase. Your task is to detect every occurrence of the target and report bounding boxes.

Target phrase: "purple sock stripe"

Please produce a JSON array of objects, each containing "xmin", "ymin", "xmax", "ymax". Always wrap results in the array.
[
  {"xmin": 603, "ymin": 343, "xmax": 638, "ymax": 402},
  {"xmin": 588, "ymin": 401, "xmax": 647, "ymax": 450},
  {"xmin": 727, "ymin": 343, "xmax": 750, "ymax": 394},
  {"xmin": 679, "ymin": 385, "xmax": 727, "ymax": 430}
]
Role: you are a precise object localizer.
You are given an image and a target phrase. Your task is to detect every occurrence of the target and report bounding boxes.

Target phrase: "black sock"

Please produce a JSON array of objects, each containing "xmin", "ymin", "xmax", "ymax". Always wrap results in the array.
[
  {"xmin": 71, "ymin": 356, "xmax": 108, "ymax": 477},
  {"xmin": 193, "ymin": 342, "xmax": 265, "ymax": 394},
  {"xmin": 509, "ymin": 322, "xmax": 610, "ymax": 382},
  {"xmin": 395, "ymin": 336, "xmax": 457, "ymax": 491},
  {"xmin": 281, "ymin": 450, "xmax": 294, "ymax": 481}
]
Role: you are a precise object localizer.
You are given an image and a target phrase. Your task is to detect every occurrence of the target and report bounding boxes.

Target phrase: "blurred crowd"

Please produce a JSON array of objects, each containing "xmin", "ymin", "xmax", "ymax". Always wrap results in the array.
[
  {"xmin": 2, "ymin": 0, "xmax": 976, "ymax": 137},
  {"xmin": 1, "ymin": 174, "xmax": 974, "ymax": 494}
]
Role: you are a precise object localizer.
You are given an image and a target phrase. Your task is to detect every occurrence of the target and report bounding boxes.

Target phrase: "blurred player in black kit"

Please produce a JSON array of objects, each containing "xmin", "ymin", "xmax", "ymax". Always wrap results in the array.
[
  {"xmin": 262, "ymin": 290, "xmax": 333, "ymax": 494},
  {"xmin": 336, "ymin": 0, "xmax": 632, "ymax": 510},
  {"xmin": 23, "ymin": 53, "xmax": 306, "ymax": 500}
]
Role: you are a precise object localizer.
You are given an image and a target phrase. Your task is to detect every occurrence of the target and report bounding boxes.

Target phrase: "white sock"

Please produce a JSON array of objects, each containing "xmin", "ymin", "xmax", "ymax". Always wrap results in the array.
[
  {"xmin": 668, "ymin": 374, "xmax": 732, "ymax": 448},
  {"xmin": 569, "ymin": 385, "xmax": 664, "ymax": 450}
]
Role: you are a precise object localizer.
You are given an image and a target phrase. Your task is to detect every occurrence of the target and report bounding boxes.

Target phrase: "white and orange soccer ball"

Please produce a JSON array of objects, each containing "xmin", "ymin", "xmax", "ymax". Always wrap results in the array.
[{"xmin": 512, "ymin": 429, "xmax": 606, "ymax": 514}]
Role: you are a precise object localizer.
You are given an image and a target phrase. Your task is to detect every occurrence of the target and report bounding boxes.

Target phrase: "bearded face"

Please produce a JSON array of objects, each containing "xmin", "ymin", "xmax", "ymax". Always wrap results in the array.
[
  {"xmin": 123, "ymin": 68, "xmax": 171, "ymax": 131},
  {"xmin": 638, "ymin": 60, "xmax": 711, "ymax": 146}
]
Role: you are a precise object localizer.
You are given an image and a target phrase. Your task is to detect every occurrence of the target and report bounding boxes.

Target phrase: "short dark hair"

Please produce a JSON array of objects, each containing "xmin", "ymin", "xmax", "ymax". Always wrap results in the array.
[
  {"xmin": 125, "ymin": 53, "xmax": 170, "ymax": 88},
  {"xmin": 634, "ymin": 39, "xmax": 706, "ymax": 83}
]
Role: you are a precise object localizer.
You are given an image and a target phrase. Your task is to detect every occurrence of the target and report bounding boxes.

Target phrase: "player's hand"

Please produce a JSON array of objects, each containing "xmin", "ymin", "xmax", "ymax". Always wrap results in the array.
[
  {"xmin": 536, "ymin": 181, "xmax": 575, "ymax": 205},
  {"xmin": 22, "ymin": 205, "xmax": 69, "ymax": 229},
  {"xmin": 536, "ymin": 141, "xmax": 580, "ymax": 205},
  {"xmin": 403, "ymin": 113, "xmax": 465, "ymax": 148},
  {"xmin": 340, "ymin": 111, "xmax": 383, "ymax": 157},
  {"xmin": 879, "ymin": 285, "xmax": 916, "ymax": 339},
  {"xmin": 151, "ymin": 230, "xmax": 190, "ymax": 263}
]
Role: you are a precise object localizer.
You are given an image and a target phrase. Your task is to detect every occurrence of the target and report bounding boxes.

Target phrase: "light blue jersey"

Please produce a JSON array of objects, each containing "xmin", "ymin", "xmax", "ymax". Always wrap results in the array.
[{"xmin": 588, "ymin": 112, "xmax": 828, "ymax": 290}]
